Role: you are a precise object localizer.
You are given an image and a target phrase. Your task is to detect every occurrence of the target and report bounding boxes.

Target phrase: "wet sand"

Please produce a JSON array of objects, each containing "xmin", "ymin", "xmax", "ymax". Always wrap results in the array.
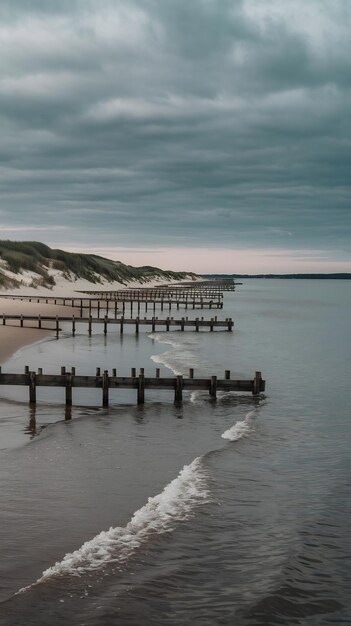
[{"xmin": 0, "ymin": 300, "xmax": 75, "ymax": 364}]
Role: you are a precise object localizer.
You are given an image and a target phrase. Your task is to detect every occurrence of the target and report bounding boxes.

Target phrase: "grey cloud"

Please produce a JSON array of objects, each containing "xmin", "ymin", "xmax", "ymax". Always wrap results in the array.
[{"xmin": 0, "ymin": 0, "xmax": 350, "ymax": 258}]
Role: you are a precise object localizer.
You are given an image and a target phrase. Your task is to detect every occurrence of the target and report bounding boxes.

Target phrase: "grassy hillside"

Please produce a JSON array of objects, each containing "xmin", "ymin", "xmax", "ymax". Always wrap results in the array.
[{"xmin": 0, "ymin": 241, "xmax": 195, "ymax": 289}]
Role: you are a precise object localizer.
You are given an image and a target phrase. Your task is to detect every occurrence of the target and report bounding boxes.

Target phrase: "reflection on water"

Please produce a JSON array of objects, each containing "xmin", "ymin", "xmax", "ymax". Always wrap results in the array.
[{"xmin": 0, "ymin": 280, "xmax": 350, "ymax": 625}]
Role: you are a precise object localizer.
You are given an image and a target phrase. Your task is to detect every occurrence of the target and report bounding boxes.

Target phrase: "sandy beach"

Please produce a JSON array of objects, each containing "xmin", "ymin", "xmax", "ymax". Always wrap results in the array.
[
  {"xmin": 0, "ymin": 299, "xmax": 75, "ymax": 364},
  {"xmin": 0, "ymin": 276, "xmax": 197, "ymax": 364}
]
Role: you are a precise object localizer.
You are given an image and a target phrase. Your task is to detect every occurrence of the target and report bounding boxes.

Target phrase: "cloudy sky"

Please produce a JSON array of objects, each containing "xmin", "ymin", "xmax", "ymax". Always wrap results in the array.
[{"xmin": 0, "ymin": 0, "xmax": 350, "ymax": 272}]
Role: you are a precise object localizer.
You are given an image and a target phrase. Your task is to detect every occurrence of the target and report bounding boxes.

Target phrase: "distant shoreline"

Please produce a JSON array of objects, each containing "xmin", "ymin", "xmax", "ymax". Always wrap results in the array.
[{"xmin": 202, "ymin": 273, "xmax": 351, "ymax": 280}]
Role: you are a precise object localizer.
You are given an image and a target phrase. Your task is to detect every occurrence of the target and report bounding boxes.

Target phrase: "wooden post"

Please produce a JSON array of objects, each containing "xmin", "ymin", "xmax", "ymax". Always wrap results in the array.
[
  {"xmin": 166, "ymin": 317, "xmax": 170, "ymax": 331},
  {"xmin": 114, "ymin": 300, "xmax": 118, "ymax": 318},
  {"xmin": 96, "ymin": 367, "xmax": 101, "ymax": 377},
  {"xmin": 80, "ymin": 300, "xmax": 83, "ymax": 317},
  {"xmin": 2, "ymin": 315, "xmax": 5, "ymax": 326},
  {"xmin": 253, "ymin": 371, "xmax": 262, "ymax": 395},
  {"xmin": 38, "ymin": 315, "xmax": 41, "ymax": 329},
  {"xmin": 112, "ymin": 368, "xmax": 117, "ymax": 377},
  {"xmin": 89, "ymin": 300, "xmax": 92, "ymax": 317},
  {"xmin": 195, "ymin": 318, "xmax": 199, "ymax": 332},
  {"xmin": 156, "ymin": 368, "xmax": 160, "ymax": 378},
  {"xmin": 131, "ymin": 367, "xmax": 136, "ymax": 378},
  {"xmin": 210, "ymin": 375, "xmax": 217, "ymax": 399},
  {"xmin": 137, "ymin": 373, "xmax": 145, "ymax": 405},
  {"xmin": 225, "ymin": 370, "xmax": 230, "ymax": 380},
  {"xmin": 228, "ymin": 318, "xmax": 233, "ymax": 331},
  {"xmin": 210, "ymin": 318, "xmax": 214, "ymax": 331},
  {"xmin": 72, "ymin": 316, "xmax": 76, "ymax": 336},
  {"xmin": 97, "ymin": 300, "xmax": 100, "ymax": 318},
  {"xmin": 29, "ymin": 371, "xmax": 36, "ymax": 404},
  {"xmin": 56, "ymin": 316, "xmax": 59, "ymax": 338},
  {"xmin": 20, "ymin": 315, "xmax": 24, "ymax": 327},
  {"xmin": 89, "ymin": 316, "xmax": 92, "ymax": 336},
  {"xmin": 135, "ymin": 317, "xmax": 139, "ymax": 335},
  {"xmin": 181, "ymin": 317, "xmax": 185, "ymax": 331},
  {"xmin": 174, "ymin": 375, "xmax": 183, "ymax": 403},
  {"xmin": 189, "ymin": 368, "xmax": 194, "ymax": 379},
  {"xmin": 120, "ymin": 317, "xmax": 124, "ymax": 334},
  {"xmin": 152, "ymin": 317, "xmax": 155, "ymax": 332},
  {"xmin": 66, "ymin": 373, "xmax": 73, "ymax": 406},
  {"xmin": 122, "ymin": 301, "xmax": 125, "ymax": 316},
  {"xmin": 102, "ymin": 370, "xmax": 109, "ymax": 407},
  {"xmin": 104, "ymin": 315, "xmax": 108, "ymax": 335}
]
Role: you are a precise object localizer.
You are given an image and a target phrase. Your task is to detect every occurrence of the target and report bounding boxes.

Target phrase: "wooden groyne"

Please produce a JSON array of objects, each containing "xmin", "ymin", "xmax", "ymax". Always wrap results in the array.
[
  {"xmin": 0, "ymin": 367, "xmax": 264, "ymax": 406},
  {"xmin": 1, "ymin": 314, "xmax": 233, "ymax": 335},
  {"xmin": 0, "ymin": 295, "xmax": 223, "ymax": 313}
]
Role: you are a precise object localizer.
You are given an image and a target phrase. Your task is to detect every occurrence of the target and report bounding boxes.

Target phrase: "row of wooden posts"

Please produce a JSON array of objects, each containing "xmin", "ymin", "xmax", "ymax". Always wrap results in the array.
[
  {"xmin": 0, "ymin": 366, "xmax": 264, "ymax": 406},
  {"xmin": 0, "ymin": 295, "xmax": 224, "ymax": 315},
  {"xmin": 1, "ymin": 314, "xmax": 234, "ymax": 335}
]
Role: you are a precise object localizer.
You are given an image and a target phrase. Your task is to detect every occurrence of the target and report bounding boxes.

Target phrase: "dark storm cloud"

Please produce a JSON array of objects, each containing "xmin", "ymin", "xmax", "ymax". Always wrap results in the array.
[{"xmin": 0, "ymin": 0, "xmax": 350, "ymax": 256}]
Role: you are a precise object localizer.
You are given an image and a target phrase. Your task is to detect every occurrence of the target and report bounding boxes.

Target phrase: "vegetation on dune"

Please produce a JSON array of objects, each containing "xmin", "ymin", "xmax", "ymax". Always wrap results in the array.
[{"xmin": 0, "ymin": 240, "xmax": 194, "ymax": 289}]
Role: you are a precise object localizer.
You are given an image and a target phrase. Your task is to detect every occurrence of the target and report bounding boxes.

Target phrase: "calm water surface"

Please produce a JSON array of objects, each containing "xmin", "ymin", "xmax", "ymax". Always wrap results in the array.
[{"xmin": 0, "ymin": 280, "xmax": 350, "ymax": 625}]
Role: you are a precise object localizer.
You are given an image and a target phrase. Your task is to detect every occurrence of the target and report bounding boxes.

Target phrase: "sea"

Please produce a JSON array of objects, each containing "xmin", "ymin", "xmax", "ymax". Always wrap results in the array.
[{"xmin": 0, "ymin": 279, "xmax": 350, "ymax": 626}]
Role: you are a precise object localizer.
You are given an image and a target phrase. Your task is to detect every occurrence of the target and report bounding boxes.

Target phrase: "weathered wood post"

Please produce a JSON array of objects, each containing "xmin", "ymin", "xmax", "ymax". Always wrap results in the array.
[
  {"xmin": 96, "ymin": 367, "xmax": 101, "ymax": 377},
  {"xmin": 166, "ymin": 317, "xmax": 170, "ymax": 331},
  {"xmin": 120, "ymin": 317, "xmax": 124, "ymax": 334},
  {"xmin": 137, "ymin": 373, "xmax": 145, "ymax": 405},
  {"xmin": 56, "ymin": 316, "xmax": 59, "ymax": 338},
  {"xmin": 152, "ymin": 317, "xmax": 155, "ymax": 332},
  {"xmin": 228, "ymin": 318, "xmax": 233, "ymax": 331},
  {"xmin": 102, "ymin": 370, "xmax": 109, "ymax": 407},
  {"xmin": 2, "ymin": 314, "xmax": 6, "ymax": 325},
  {"xmin": 88, "ymin": 316, "xmax": 92, "ymax": 336},
  {"xmin": 131, "ymin": 367, "xmax": 136, "ymax": 378},
  {"xmin": 225, "ymin": 370, "xmax": 231, "ymax": 380},
  {"xmin": 89, "ymin": 300, "xmax": 92, "ymax": 317},
  {"xmin": 20, "ymin": 315, "xmax": 24, "ymax": 327},
  {"xmin": 135, "ymin": 317, "xmax": 139, "ymax": 335},
  {"xmin": 104, "ymin": 315, "xmax": 108, "ymax": 335},
  {"xmin": 195, "ymin": 318, "xmax": 199, "ymax": 332},
  {"xmin": 174, "ymin": 375, "xmax": 183, "ymax": 403},
  {"xmin": 29, "ymin": 371, "xmax": 36, "ymax": 404},
  {"xmin": 114, "ymin": 300, "xmax": 118, "ymax": 318},
  {"xmin": 210, "ymin": 318, "xmax": 214, "ymax": 331},
  {"xmin": 253, "ymin": 371, "xmax": 262, "ymax": 395},
  {"xmin": 80, "ymin": 300, "xmax": 83, "ymax": 317},
  {"xmin": 156, "ymin": 368, "xmax": 160, "ymax": 378},
  {"xmin": 181, "ymin": 317, "xmax": 185, "ymax": 331},
  {"xmin": 38, "ymin": 315, "xmax": 41, "ymax": 329},
  {"xmin": 210, "ymin": 375, "xmax": 217, "ymax": 399},
  {"xmin": 189, "ymin": 368, "xmax": 194, "ymax": 379},
  {"xmin": 65, "ymin": 371, "xmax": 73, "ymax": 406},
  {"xmin": 112, "ymin": 368, "xmax": 117, "ymax": 377}
]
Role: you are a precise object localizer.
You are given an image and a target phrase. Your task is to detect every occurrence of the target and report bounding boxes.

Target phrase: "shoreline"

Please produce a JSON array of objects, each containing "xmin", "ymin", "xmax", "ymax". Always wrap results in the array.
[
  {"xmin": 0, "ymin": 277, "xmax": 197, "ymax": 364},
  {"xmin": 0, "ymin": 300, "xmax": 75, "ymax": 365}
]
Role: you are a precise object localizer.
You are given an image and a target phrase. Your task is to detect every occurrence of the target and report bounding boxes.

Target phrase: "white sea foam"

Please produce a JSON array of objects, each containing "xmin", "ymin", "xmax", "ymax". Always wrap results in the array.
[
  {"xmin": 221, "ymin": 402, "xmax": 265, "ymax": 441},
  {"xmin": 149, "ymin": 333, "xmax": 198, "ymax": 376},
  {"xmin": 24, "ymin": 458, "xmax": 209, "ymax": 587},
  {"xmin": 221, "ymin": 419, "xmax": 252, "ymax": 441}
]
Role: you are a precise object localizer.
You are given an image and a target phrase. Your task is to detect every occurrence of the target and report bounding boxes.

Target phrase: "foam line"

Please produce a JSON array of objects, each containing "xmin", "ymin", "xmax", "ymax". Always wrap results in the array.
[{"xmin": 19, "ymin": 457, "xmax": 209, "ymax": 591}]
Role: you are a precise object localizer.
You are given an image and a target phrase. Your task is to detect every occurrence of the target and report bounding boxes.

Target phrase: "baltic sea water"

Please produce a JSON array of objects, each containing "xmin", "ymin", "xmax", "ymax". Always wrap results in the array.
[{"xmin": 0, "ymin": 279, "xmax": 350, "ymax": 625}]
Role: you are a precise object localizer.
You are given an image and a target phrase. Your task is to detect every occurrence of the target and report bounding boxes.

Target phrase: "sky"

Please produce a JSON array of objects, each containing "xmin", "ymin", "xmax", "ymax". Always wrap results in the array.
[{"xmin": 0, "ymin": 0, "xmax": 350, "ymax": 273}]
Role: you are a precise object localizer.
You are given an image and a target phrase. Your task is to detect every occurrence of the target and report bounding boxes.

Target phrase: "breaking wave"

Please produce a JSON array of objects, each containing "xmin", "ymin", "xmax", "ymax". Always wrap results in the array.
[{"xmin": 20, "ymin": 457, "xmax": 209, "ymax": 590}]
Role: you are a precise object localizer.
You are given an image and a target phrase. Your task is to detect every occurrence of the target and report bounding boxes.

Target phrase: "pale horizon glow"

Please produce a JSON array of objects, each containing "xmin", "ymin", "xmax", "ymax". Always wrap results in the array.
[{"xmin": 61, "ymin": 245, "xmax": 351, "ymax": 274}]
